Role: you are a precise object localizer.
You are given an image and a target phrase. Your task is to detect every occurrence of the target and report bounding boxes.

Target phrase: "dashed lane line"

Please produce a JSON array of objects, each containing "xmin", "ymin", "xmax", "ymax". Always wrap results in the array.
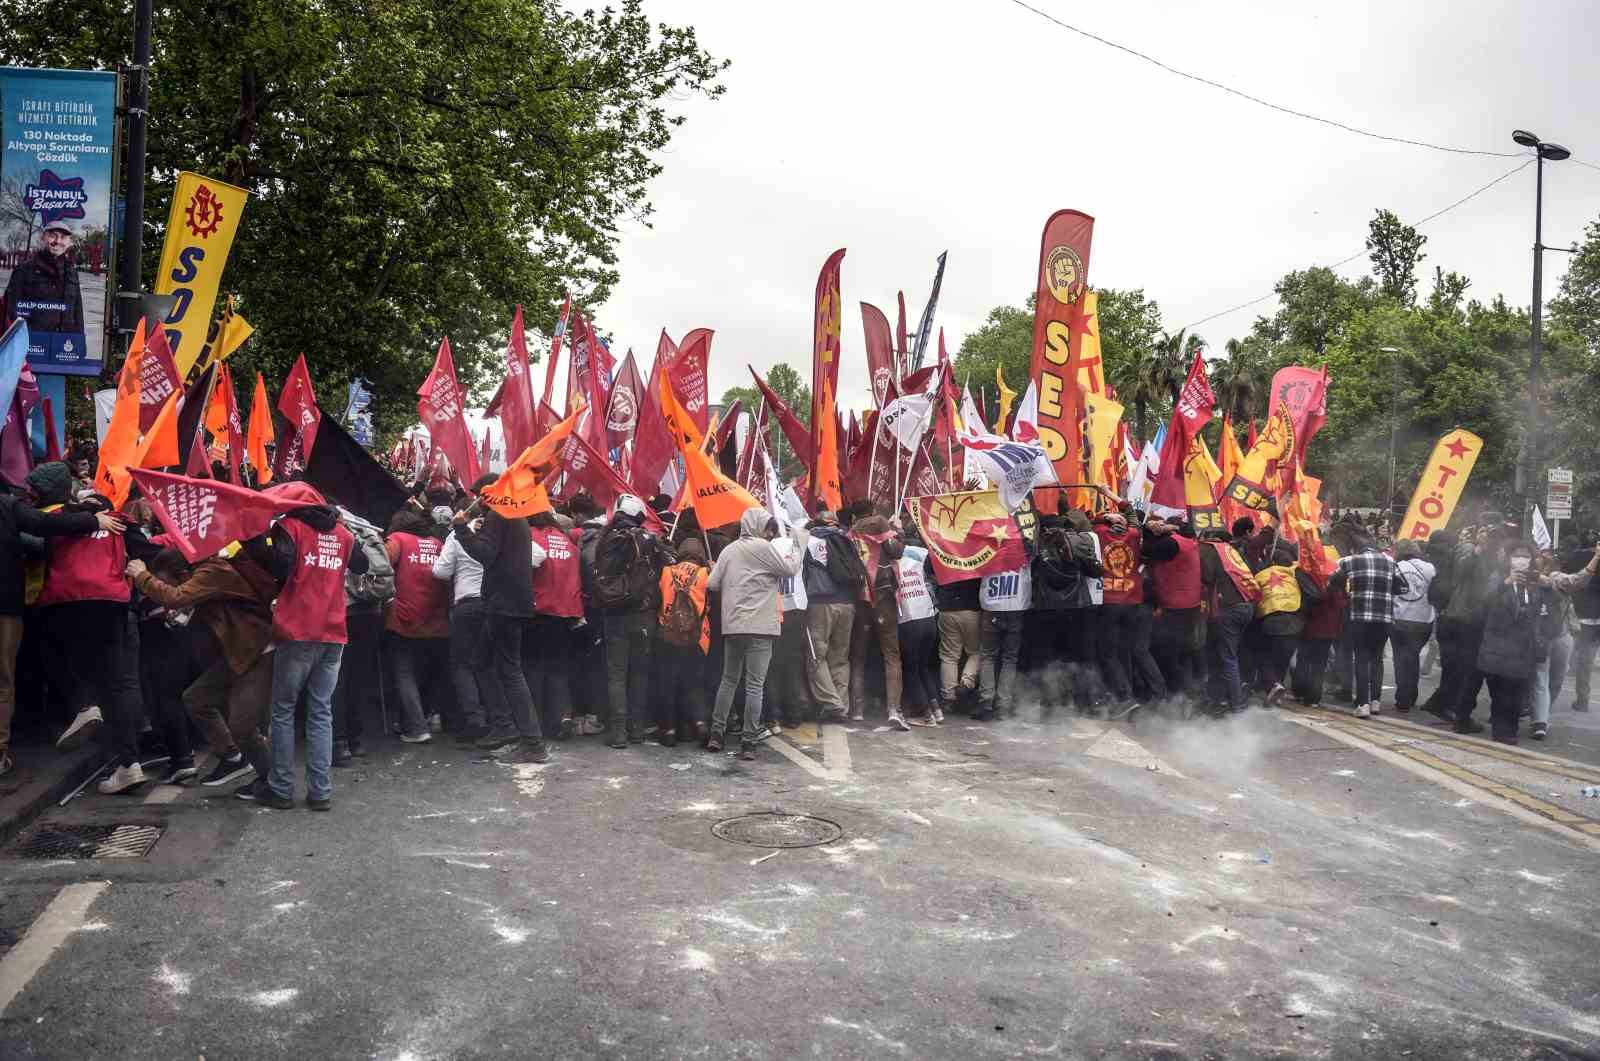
[{"xmin": 0, "ymin": 882, "xmax": 109, "ymax": 1014}]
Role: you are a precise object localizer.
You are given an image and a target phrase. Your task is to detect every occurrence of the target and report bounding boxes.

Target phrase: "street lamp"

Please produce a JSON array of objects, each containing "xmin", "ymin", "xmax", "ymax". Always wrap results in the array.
[
  {"xmin": 1381, "ymin": 346, "xmax": 1400, "ymax": 520},
  {"xmin": 1511, "ymin": 129, "xmax": 1570, "ymax": 520}
]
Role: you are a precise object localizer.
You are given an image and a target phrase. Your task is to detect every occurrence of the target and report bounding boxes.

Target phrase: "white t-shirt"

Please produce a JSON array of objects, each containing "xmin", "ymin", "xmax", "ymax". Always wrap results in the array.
[
  {"xmin": 980, "ymin": 561, "xmax": 1033, "ymax": 612},
  {"xmin": 1085, "ymin": 534, "xmax": 1105, "ymax": 606},
  {"xmin": 1393, "ymin": 558, "xmax": 1436, "ymax": 624},
  {"xmin": 780, "ymin": 564, "xmax": 809, "ymax": 612},
  {"xmin": 895, "ymin": 545, "xmax": 936, "ymax": 623}
]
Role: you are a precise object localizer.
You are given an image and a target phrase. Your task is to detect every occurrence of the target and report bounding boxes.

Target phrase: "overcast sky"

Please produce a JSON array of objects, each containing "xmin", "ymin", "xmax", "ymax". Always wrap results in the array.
[{"xmin": 595, "ymin": 0, "xmax": 1600, "ymax": 412}]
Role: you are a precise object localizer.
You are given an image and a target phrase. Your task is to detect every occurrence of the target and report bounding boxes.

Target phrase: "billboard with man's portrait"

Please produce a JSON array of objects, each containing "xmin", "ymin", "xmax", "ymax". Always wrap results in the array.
[{"xmin": 0, "ymin": 67, "xmax": 118, "ymax": 376}]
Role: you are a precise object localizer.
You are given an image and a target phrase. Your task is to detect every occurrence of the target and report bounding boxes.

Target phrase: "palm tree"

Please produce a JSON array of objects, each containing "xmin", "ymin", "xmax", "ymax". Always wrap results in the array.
[
  {"xmin": 1211, "ymin": 338, "xmax": 1272, "ymax": 424},
  {"xmin": 1112, "ymin": 340, "xmax": 1183, "ymax": 447}
]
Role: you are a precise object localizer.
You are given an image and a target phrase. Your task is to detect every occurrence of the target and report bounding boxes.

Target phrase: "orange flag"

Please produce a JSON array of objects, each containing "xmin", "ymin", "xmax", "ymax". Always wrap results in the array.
[
  {"xmin": 94, "ymin": 334, "xmax": 146, "ymax": 502},
  {"xmin": 103, "ymin": 390, "xmax": 180, "ymax": 510},
  {"xmin": 658, "ymin": 364, "xmax": 760, "ymax": 530},
  {"xmin": 813, "ymin": 378, "xmax": 843, "ymax": 512},
  {"xmin": 480, "ymin": 401, "xmax": 587, "ymax": 517},
  {"xmin": 247, "ymin": 372, "xmax": 274, "ymax": 483}
]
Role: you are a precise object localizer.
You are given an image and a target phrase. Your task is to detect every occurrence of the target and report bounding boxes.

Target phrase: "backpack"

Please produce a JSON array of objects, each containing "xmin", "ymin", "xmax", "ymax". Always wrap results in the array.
[
  {"xmin": 659, "ymin": 565, "xmax": 704, "ymax": 649},
  {"xmin": 820, "ymin": 532, "xmax": 867, "ymax": 595},
  {"xmin": 342, "ymin": 513, "xmax": 395, "ymax": 606},
  {"xmin": 593, "ymin": 525, "xmax": 658, "ymax": 611},
  {"xmin": 1033, "ymin": 525, "xmax": 1083, "ymax": 598}
]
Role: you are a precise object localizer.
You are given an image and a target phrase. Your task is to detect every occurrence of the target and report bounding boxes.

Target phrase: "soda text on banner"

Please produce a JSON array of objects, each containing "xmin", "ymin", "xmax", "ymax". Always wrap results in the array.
[{"xmin": 157, "ymin": 173, "xmax": 249, "ymax": 375}]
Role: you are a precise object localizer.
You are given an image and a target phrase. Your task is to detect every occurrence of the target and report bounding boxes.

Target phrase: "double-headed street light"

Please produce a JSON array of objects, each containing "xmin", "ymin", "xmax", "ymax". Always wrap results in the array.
[{"xmin": 1511, "ymin": 129, "xmax": 1570, "ymax": 518}]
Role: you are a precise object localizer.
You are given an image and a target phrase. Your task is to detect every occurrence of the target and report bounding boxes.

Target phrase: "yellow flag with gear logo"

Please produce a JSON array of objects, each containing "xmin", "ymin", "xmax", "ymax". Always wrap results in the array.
[{"xmin": 157, "ymin": 172, "xmax": 249, "ymax": 377}]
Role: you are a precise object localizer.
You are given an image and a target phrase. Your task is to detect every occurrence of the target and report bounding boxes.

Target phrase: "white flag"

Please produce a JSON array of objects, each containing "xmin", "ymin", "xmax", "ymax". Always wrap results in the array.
[
  {"xmin": 1010, "ymin": 380, "xmax": 1040, "ymax": 445},
  {"xmin": 879, "ymin": 393, "xmax": 934, "ymax": 452},
  {"xmin": 1127, "ymin": 440, "xmax": 1160, "ymax": 504},
  {"xmin": 956, "ymin": 429, "xmax": 1054, "ymax": 512},
  {"xmin": 778, "ymin": 484, "xmax": 809, "ymax": 528},
  {"xmin": 960, "ymin": 386, "xmax": 989, "ymax": 488},
  {"xmin": 1531, "ymin": 505, "xmax": 1552, "ymax": 551}
]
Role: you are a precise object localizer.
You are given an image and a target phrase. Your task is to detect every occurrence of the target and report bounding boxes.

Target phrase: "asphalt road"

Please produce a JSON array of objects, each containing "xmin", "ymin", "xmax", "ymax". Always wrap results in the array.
[{"xmin": 0, "ymin": 690, "xmax": 1597, "ymax": 1060}]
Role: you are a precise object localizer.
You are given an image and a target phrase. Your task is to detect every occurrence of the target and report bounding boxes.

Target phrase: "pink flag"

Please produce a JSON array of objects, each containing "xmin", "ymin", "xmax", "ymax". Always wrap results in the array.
[
  {"xmin": 139, "ymin": 322, "xmax": 182, "ymax": 433},
  {"xmin": 501, "ymin": 306, "xmax": 539, "ymax": 460},
  {"xmin": 861, "ymin": 303, "xmax": 895, "ymax": 408},
  {"xmin": 274, "ymin": 353, "xmax": 322, "ymax": 477},
  {"xmin": 668, "ymin": 328, "xmax": 713, "ymax": 433},
  {"xmin": 560, "ymin": 430, "xmax": 634, "ymax": 510},
  {"xmin": 417, "ymin": 336, "xmax": 481, "ymax": 486},
  {"xmin": 42, "ymin": 395, "xmax": 61, "ymax": 461},
  {"xmin": 1149, "ymin": 351, "xmax": 1216, "ymax": 510},
  {"xmin": 0, "ymin": 363, "xmax": 40, "ymax": 486},
  {"xmin": 628, "ymin": 332, "xmax": 678, "ymax": 495},
  {"xmin": 131, "ymin": 468, "xmax": 305, "ymax": 562},
  {"xmin": 604, "ymin": 349, "xmax": 644, "ymax": 453}
]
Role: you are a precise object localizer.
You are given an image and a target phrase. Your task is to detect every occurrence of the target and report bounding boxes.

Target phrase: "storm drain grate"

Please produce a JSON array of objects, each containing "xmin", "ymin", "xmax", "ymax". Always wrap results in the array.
[
  {"xmin": 712, "ymin": 813, "xmax": 842, "ymax": 849},
  {"xmin": 12, "ymin": 823, "xmax": 164, "ymax": 860}
]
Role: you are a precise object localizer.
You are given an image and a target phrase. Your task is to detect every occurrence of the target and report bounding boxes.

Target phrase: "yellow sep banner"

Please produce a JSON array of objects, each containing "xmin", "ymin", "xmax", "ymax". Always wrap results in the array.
[
  {"xmin": 1084, "ymin": 391, "xmax": 1123, "ymax": 494},
  {"xmin": 1398, "ymin": 429, "xmax": 1482, "ymax": 541},
  {"xmin": 157, "ymin": 172, "xmax": 249, "ymax": 378}
]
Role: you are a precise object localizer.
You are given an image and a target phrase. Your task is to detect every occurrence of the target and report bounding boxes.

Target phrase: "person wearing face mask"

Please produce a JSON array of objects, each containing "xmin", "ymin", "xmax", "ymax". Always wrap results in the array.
[{"xmin": 1475, "ymin": 542, "xmax": 1548, "ymax": 745}]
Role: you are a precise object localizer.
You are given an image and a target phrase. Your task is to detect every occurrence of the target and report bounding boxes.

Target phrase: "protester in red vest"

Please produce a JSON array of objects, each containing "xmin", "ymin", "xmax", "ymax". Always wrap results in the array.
[
  {"xmin": 1143, "ymin": 517, "xmax": 1203, "ymax": 703},
  {"xmin": 527, "ymin": 512, "xmax": 579, "ymax": 739},
  {"xmin": 0, "ymin": 462, "xmax": 123, "ymax": 780},
  {"xmin": 384, "ymin": 504, "xmax": 451, "ymax": 743},
  {"xmin": 1093, "ymin": 510, "xmax": 1167, "ymax": 713},
  {"xmin": 26, "ymin": 462, "xmax": 146, "ymax": 793},
  {"xmin": 249, "ymin": 483, "xmax": 364, "ymax": 810}
]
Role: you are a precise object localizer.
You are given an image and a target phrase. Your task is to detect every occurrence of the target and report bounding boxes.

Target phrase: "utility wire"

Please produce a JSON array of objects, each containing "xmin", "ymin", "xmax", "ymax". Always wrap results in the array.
[
  {"xmin": 1183, "ymin": 159, "xmax": 1535, "ymax": 331},
  {"xmin": 1001, "ymin": 0, "xmax": 1529, "ymax": 159}
]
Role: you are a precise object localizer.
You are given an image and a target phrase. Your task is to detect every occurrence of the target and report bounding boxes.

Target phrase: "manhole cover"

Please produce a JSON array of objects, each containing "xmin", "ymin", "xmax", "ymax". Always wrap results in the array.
[
  {"xmin": 12, "ymin": 823, "xmax": 163, "ymax": 860},
  {"xmin": 712, "ymin": 813, "xmax": 843, "ymax": 849}
]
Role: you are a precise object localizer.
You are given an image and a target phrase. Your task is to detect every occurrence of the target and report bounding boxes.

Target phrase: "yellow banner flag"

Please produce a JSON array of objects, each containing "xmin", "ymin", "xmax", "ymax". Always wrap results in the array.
[
  {"xmin": 1398, "ymin": 429, "xmax": 1482, "ymax": 541},
  {"xmin": 189, "ymin": 296, "xmax": 254, "ymax": 382},
  {"xmin": 1184, "ymin": 433, "xmax": 1225, "ymax": 533},
  {"xmin": 1221, "ymin": 399, "xmax": 1294, "ymax": 511},
  {"xmin": 1084, "ymin": 391, "xmax": 1124, "ymax": 495},
  {"xmin": 157, "ymin": 173, "xmax": 249, "ymax": 377},
  {"xmin": 1074, "ymin": 291, "xmax": 1106, "ymax": 396},
  {"xmin": 995, "ymin": 363, "xmax": 1017, "ymax": 434}
]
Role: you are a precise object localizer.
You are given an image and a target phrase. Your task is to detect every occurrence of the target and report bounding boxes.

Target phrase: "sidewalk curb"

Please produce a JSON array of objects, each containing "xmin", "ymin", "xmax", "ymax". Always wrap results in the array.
[{"xmin": 0, "ymin": 746, "xmax": 105, "ymax": 848}]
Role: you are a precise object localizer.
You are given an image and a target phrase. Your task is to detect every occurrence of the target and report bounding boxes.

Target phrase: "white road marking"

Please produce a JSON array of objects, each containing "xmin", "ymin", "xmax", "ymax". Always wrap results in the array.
[
  {"xmin": 769, "ymin": 735, "xmax": 841, "ymax": 781},
  {"xmin": 0, "ymin": 882, "xmax": 109, "ymax": 1013},
  {"xmin": 822, "ymin": 723, "xmax": 853, "ymax": 777},
  {"xmin": 1083, "ymin": 728, "xmax": 1183, "ymax": 777}
]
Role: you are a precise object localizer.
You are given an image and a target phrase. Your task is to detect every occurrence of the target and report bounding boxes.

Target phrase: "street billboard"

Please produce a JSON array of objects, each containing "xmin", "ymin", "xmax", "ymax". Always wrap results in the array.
[{"xmin": 0, "ymin": 67, "xmax": 118, "ymax": 376}]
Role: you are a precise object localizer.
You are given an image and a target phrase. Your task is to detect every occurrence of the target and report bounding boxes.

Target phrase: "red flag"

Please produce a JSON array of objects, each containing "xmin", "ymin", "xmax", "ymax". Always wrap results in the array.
[
  {"xmin": 736, "ymin": 400, "xmax": 769, "ymax": 489},
  {"xmin": 861, "ymin": 302, "xmax": 895, "ymax": 408},
  {"xmin": 138, "ymin": 322, "xmax": 182, "ymax": 433},
  {"xmin": 41, "ymin": 395, "xmax": 61, "ymax": 461},
  {"xmin": 1264, "ymin": 365, "xmax": 1328, "ymax": 491},
  {"xmin": 542, "ymin": 292, "xmax": 571, "ymax": 410},
  {"xmin": 0, "ymin": 363, "xmax": 40, "ymax": 486},
  {"xmin": 184, "ymin": 426, "xmax": 211, "ymax": 477},
  {"xmin": 810, "ymin": 248, "xmax": 846, "ymax": 498},
  {"xmin": 1027, "ymin": 210, "xmax": 1095, "ymax": 511},
  {"xmin": 560, "ymin": 429, "xmax": 632, "ymax": 510},
  {"xmin": 906, "ymin": 490, "xmax": 1027, "ymax": 585},
  {"xmin": 274, "ymin": 353, "xmax": 321, "ymax": 477},
  {"xmin": 417, "ymin": 336, "xmax": 480, "ymax": 486},
  {"xmin": 748, "ymin": 366, "xmax": 815, "ymax": 471},
  {"xmin": 206, "ymin": 364, "xmax": 245, "ymax": 483},
  {"xmin": 895, "ymin": 292, "xmax": 909, "ymax": 362},
  {"xmin": 566, "ymin": 314, "xmax": 610, "ymax": 422},
  {"xmin": 478, "ymin": 427, "xmax": 492, "ymax": 473},
  {"xmin": 628, "ymin": 332, "xmax": 677, "ymax": 494},
  {"xmin": 1149, "ymin": 351, "xmax": 1215, "ymax": 510},
  {"xmin": 131, "ymin": 468, "xmax": 304, "ymax": 562},
  {"xmin": 668, "ymin": 328, "xmax": 713, "ymax": 433},
  {"xmin": 604, "ymin": 349, "xmax": 644, "ymax": 452},
  {"xmin": 501, "ymin": 305, "xmax": 539, "ymax": 459}
]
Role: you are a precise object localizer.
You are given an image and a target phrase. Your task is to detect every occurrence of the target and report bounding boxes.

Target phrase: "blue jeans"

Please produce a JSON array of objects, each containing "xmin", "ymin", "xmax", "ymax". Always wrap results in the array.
[{"xmin": 270, "ymin": 641, "xmax": 344, "ymax": 801}]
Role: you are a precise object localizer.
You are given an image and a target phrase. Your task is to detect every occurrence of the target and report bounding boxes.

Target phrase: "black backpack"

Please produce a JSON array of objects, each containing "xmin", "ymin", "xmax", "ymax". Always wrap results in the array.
[
  {"xmin": 1033, "ymin": 525, "xmax": 1083, "ymax": 596},
  {"xmin": 594, "ymin": 526, "xmax": 658, "ymax": 611},
  {"xmin": 821, "ymin": 533, "xmax": 867, "ymax": 595}
]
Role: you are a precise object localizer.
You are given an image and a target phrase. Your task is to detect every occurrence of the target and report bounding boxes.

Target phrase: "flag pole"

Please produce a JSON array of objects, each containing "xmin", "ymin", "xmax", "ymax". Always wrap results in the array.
[{"xmin": 745, "ymin": 397, "xmax": 768, "ymax": 488}]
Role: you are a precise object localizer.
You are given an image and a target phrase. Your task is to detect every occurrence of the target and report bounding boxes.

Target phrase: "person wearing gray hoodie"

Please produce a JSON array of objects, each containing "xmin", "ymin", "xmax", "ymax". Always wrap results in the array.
[{"xmin": 705, "ymin": 508, "xmax": 809, "ymax": 759}]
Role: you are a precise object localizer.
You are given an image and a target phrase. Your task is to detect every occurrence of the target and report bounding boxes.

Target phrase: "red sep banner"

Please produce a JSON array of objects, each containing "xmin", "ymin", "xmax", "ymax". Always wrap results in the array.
[{"xmin": 1026, "ymin": 211, "xmax": 1094, "ymax": 510}]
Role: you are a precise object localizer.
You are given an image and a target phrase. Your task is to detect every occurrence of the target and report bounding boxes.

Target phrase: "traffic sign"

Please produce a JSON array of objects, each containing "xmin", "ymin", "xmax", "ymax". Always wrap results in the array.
[
  {"xmin": 1548, "ymin": 468, "xmax": 1573, "ymax": 485},
  {"xmin": 1547, "ymin": 468, "xmax": 1573, "ymax": 521}
]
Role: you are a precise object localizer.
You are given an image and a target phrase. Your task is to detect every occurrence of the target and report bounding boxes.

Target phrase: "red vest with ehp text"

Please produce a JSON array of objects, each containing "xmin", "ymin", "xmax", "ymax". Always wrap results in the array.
[
  {"xmin": 272, "ymin": 518, "xmax": 354, "ymax": 644},
  {"xmin": 1148, "ymin": 534, "xmax": 1202, "ymax": 610},
  {"xmin": 386, "ymin": 531, "xmax": 449, "ymax": 638},
  {"xmin": 36, "ymin": 522, "xmax": 129, "ymax": 606},
  {"xmin": 532, "ymin": 526, "xmax": 584, "ymax": 619}
]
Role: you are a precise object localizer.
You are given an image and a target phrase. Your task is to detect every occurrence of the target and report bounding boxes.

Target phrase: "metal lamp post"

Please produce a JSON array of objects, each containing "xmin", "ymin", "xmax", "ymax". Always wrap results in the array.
[
  {"xmin": 1380, "ymin": 345, "xmax": 1400, "ymax": 520},
  {"xmin": 1511, "ymin": 129, "xmax": 1570, "ymax": 520}
]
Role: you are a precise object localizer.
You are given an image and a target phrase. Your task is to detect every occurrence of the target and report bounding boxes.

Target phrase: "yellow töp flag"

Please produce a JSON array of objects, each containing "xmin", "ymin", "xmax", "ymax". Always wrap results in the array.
[{"xmin": 1398, "ymin": 430, "xmax": 1482, "ymax": 541}]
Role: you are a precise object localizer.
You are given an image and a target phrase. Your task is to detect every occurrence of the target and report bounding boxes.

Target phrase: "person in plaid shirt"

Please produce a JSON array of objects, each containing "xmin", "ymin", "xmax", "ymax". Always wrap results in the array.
[{"xmin": 1332, "ymin": 533, "xmax": 1408, "ymax": 717}]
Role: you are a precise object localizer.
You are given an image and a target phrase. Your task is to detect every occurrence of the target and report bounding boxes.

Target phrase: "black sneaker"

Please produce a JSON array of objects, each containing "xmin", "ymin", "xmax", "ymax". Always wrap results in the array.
[
  {"xmin": 1454, "ymin": 718, "xmax": 1485, "ymax": 735},
  {"xmin": 474, "ymin": 727, "xmax": 519, "ymax": 751},
  {"xmin": 160, "ymin": 761, "xmax": 199, "ymax": 785},
  {"xmin": 332, "ymin": 740, "xmax": 353, "ymax": 766},
  {"xmin": 738, "ymin": 741, "xmax": 756, "ymax": 761},
  {"xmin": 970, "ymin": 708, "xmax": 995, "ymax": 722},
  {"xmin": 202, "ymin": 755, "xmax": 252, "ymax": 788},
  {"xmin": 659, "ymin": 731, "xmax": 677, "ymax": 748},
  {"xmin": 261, "ymin": 788, "xmax": 295, "ymax": 810},
  {"xmin": 1530, "ymin": 722, "xmax": 1549, "ymax": 741},
  {"xmin": 558, "ymin": 718, "xmax": 575, "ymax": 741},
  {"xmin": 455, "ymin": 725, "xmax": 490, "ymax": 746},
  {"xmin": 307, "ymin": 797, "xmax": 332, "ymax": 812},
  {"xmin": 504, "ymin": 741, "xmax": 551, "ymax": 764},
  {"xmin": 348, "ymin": 737, "xmax": 368, "ymax": 757},
  {"xmin": 233, "ymin": 781, "xmax": 258, "ymax": 802}
]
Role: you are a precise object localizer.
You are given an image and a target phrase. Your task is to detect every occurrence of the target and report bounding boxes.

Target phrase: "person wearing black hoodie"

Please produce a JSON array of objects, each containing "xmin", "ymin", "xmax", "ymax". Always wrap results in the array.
[
  {"xmin": 593, "ymin": 495, "xmax": 673, "ymax": 748},
  {"xmin": 0, "ymin": 463, "xmax": 121, "ymax": 777},
  {"xmin": 456, "ymin": 494, "xmax": 549, "ymax": 763}
]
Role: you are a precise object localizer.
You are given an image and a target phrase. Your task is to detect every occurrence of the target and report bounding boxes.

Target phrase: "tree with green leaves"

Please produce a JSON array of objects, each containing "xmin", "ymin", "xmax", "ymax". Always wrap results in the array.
[
  {"xmin": 1366, "ymin": 208, "xmax": 1428, "ymax": 305},
  {"xmin": 722, "ymin": 361, "xmax": 809, "ymax": 473},
  {"xmin": 0, "ymin": 0, "xmax": 727, "ymax": 439}
]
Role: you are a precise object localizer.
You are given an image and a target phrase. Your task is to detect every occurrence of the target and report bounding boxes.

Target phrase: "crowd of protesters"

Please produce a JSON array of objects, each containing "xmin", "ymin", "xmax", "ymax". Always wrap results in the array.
[{"xmin": 2, "ymin": 457, "xmax": 1596, "ymax": 810}]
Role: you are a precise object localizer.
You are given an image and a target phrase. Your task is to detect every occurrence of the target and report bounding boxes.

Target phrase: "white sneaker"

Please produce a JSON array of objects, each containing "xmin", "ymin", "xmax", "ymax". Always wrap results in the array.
[
  {"xmin": 427, "ymin": 713, "xmax": 443, "ymax": 734},
  {"xmin": 931, "ymin": 708, "xmax": 945, "ymax": 725},
  {"xmin": 888, "ymin": 712, "xmax": 911, "ymax": 732},
  {"xmin": 1354, "ymin": 703, "xmax": 1372, "ymax": 718},
  {"xmin": 578, "ymin": 715, "xmax": 606, "ymax": 736},
  {"xmin": 97, "ymin": 762, "xmax": 147, "ymax": 794},
  {"xmin": 400, "ymin": 731, "xmax": 432, "ymax": 744},
  {"xmin": 57, "ymin": 706, "xmax": 104, "ymax": 750},
  {"xmin": 1369, "ymin": 702, "xmax": 1382, "ymax": 716},
  {"xmin": 849, "ymin": 711, "xmax": 864, "ymax": 723},
  {"xmin": 1265, "ymin": 683, "xmax": 1287, "ymax": 708}
]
